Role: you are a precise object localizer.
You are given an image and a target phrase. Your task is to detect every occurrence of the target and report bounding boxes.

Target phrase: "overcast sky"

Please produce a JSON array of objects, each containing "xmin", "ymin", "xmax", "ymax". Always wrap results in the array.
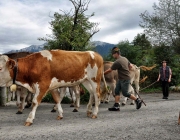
[{"xmin": 0, "ymin": 0, "xmax": 159, "ymax": 54}]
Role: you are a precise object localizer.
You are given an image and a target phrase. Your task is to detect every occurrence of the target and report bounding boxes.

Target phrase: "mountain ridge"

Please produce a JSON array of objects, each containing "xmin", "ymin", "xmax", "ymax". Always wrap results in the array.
[{"xmin": 4, "ymin": 41, "xmax": 116, "ymax": 57}]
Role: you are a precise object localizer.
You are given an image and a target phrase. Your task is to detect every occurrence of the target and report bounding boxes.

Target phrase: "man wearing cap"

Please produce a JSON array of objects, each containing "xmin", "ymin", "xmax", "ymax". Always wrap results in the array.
[
  {"xmin": 157, "ymin": 60, "xmax": 172, "ymax": 99},
  {"xmin": 104, "ymin": 47, "xmax": 142, "ymax": 111}
]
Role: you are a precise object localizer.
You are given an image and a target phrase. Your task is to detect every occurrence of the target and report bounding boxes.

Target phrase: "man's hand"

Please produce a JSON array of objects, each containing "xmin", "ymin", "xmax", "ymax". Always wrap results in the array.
[{"xmin": 104, "ymin": 68, "xmax": 112, "ymax": 75}]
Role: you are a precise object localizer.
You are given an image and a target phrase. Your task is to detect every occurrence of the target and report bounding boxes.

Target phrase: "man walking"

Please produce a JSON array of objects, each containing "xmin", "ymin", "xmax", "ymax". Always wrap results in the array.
[
  {"xmin": 104, "ymin": 47, "xmax": 142, "ymax": 111},
  {"xmin": 157, "ymin": 60, "xmax": 172, "ymax": 99}
]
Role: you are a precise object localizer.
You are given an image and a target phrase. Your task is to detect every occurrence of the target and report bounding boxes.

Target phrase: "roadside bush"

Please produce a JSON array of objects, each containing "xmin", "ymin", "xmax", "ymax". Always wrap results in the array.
[
  {"xmin": 42, "ymin": 93, "xmax": 71, "ymax": 104},
  {"xmin": 42, "ymin": 93, "xmax": 54, "ymax": 103}
]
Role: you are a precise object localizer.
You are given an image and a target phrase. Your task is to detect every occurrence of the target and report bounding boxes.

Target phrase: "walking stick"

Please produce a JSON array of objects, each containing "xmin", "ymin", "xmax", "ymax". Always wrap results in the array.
[{"xmin": 130, "ymin": 84, "xmax": 146, "ymax": 106}]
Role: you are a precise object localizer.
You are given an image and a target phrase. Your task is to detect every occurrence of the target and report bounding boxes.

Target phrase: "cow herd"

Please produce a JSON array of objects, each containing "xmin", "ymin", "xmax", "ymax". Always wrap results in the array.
[{"xmin": 0, "ymin": 50, "xmax": 179, "ymax": 126}]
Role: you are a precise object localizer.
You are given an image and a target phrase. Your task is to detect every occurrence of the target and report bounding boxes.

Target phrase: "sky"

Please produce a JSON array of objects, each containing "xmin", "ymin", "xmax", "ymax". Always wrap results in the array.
[{"xmin": 0, "ymin": 0, "xmax": 159, "ymax": 54}]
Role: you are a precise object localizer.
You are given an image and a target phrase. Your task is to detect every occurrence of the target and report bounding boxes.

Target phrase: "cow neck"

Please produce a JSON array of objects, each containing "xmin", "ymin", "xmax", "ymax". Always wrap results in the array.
[{"xmin": 13, "ymin": 62, "xmax": 18, "ymax": 84}]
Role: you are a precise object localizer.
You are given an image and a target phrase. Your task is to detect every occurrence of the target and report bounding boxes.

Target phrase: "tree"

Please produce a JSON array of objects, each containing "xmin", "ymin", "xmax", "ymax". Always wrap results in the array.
[
  {"xmin": 133, "ymin": 33, "xmax": 152, "ymax": 50},
  {"xmin": 39, "ymin": 0, "xmax": 99, "ymax": 51},
  {"xmin": 132, "ymin": 33, "xmax": 153, "ymax": 64},
  {"xmin": 139, "ymin": 0, "xmax": 180, "ymax": 47}
]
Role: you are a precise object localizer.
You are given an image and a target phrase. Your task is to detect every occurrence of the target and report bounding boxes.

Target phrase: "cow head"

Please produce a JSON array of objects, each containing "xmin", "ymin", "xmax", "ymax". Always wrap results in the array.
[{"xmin": 0, "ymin": 55, "xmax": 16, "ymax": 87}]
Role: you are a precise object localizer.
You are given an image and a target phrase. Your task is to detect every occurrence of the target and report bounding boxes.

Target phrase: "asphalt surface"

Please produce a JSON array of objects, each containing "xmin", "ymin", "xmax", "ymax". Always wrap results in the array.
[{"xmin": 0, "ymin": 92, "xmax": 180, "ymax": 140}]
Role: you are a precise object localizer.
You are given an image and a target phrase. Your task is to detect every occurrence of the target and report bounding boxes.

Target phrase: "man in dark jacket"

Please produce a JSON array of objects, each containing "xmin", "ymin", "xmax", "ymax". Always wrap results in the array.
[{"xmin": 157, "ymin": 60, "xmax": 172, "ymax": 99}]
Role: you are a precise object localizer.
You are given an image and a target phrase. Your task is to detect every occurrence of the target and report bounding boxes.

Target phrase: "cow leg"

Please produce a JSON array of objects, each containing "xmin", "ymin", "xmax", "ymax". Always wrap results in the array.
[
  {"xmin": 129, "ymin": 85, "xmax": 135, "ymax": 105},
  {"xmin": 83, "ymin": 80, "xmax": 100, "ymax": 119},
  {"xmin": 25, "ymin": 85, "xmax": 46, "ymax": 126},
  {"xmin": 104, "ymin": 90, "xmax": 111, "ymax": 103},
  {"xmin": 25, "ymin": 91, "xmax": 33, "ymax": 108},
  {"xmin": 69, "ymin": 87, "xmax": 75, "ymax": 107},
  {"xmin": 122, "ymin": 96, "xmax": 128, "ymax": 106},
  {"xmin": 51, "ymin": 88, "xmax": 66, "ymax": 120},
  {"xmin": 134, "ymin": 80, "xmax": 140, "ymax": 99},
  {"xmin": 16, "ymin": 91, "xmax": 20, "ymax": 108},
  {"xmin": 57, "ymin": 88, "xmax": 66, "ymax": 119},
  {"xmin": 106, "ymin": 83, "xmax": 116, "ymax": 103},
  {"xmin": 82, "ymin": 81, "xmax": 94, "ymax": 117},
  {"xmin": 7, "ymin": 87, "xmax": 12, "ymax": 102},
  {"xmin": 16, "ymin": 90, "xmax": 26, "ymax": 114},
  {"xmin": 99, "ymin": 83, "xmax": 106, "ymax": 103},
  {"xmin": 72, "ymin": 86, "xmax": 80, "ymax": 112},
  {"xmin": 16, "ymin": 90, "xmax": 28, "ymax": 114},
  {"xmin": 21, "ymin": 88, "xmax": 28, "ymax": 110}
]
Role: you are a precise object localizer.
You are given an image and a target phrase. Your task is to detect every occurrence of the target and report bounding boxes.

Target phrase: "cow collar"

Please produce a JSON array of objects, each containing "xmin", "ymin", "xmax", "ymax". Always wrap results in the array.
[{"xmin": 13, "ymin": 64, "xmax": 18, "ymax": 84}]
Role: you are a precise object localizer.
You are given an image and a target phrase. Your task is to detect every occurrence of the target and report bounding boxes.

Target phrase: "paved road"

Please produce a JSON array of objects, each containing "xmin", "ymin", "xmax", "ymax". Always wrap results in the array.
[{"xmin": 0, "ymin": 93, "xmax": 180, "ymax": 140}]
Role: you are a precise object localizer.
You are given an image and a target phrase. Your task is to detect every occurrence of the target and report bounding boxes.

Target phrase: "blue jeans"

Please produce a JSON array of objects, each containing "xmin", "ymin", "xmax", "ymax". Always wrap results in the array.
[{"xmin": 115, "ymin": 79, "xmax": 131, "ymax": 98}]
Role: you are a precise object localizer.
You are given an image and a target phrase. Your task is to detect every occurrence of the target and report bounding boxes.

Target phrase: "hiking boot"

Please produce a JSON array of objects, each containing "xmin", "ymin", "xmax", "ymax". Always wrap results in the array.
[
  {"xmin": 135, "ymin": 98, "xmax": 142, "ymax": 109},
  {"xmin": 108, "ymin": 103, "xmax": 120, "ymax": 111}
]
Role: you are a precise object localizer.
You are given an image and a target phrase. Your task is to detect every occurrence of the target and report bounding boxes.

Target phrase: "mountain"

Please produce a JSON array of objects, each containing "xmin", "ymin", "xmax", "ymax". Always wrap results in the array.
[
  {"xmin": 92, "ymin": 41, "xmax": 115, "ymax": 57},
  {"xmin": 5, "ymin": 41, "xmax": 115, "ymax": 57},
  {"xmin": 5, "ymin": 44, "xmax": 45, "ymax": 54}
]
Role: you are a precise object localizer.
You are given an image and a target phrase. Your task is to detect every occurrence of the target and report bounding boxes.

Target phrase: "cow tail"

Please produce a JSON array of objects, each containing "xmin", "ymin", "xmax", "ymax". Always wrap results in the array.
[
  {"xmin": 102, "ymin": 72, "xmax": 109, "ymax": 93},
  {"xmin": 139, "ymin": 64, "xmax": 156, "ymax": 71}
]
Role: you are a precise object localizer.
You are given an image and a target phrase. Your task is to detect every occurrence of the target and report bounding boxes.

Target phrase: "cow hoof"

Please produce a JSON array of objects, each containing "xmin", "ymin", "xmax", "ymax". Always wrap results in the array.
[
  {"xmin": 101, "ymin": 101, "xmax": 104, "ymax": 103},
  {"xmin": 16, "ymin": 111, "xmax": 22, "ymax": 114},
  {"xmin": 105, "ymin": 101, "xmax": 109, "ymax": 104},
  {"xmin": 92, "ymin": 115, "xmax": 97, "ymax": 119},
  {"xmin": 24, "ymin": 122, "xmax": 32, "ymax": 126},
  {"xmin": 122, "ymin": 103, "xmax": 126, "ymax": 106},
  {"xmin": 130, "ymin": 103, "xmax": 134, "ymax": 105},
  {"xmin": 51, "ymin": 109, "xmax": 56, "ymax": 112},
  {"xmin": 87, "ymin": 111, "xmax": 92, "ymax": 117},
  {"xmin": 72, "ymin": 109, "xmax": 78, "ymax": 112},
  {"xmin": 57, "ymin": 116, "xmax": 63, "ymax": 120},
  {"xmin": 70, "ymin": 104, "xmax": 75, "ymax": 107},
  {"xmin": 25, "ymin": 104, "xmax": 31, "ymax": 108}
]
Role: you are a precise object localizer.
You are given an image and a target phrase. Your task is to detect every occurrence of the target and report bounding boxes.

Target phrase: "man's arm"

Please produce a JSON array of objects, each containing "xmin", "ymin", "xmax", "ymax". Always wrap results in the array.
[
  {"xmin": 157, "ymin": 73, "xmax": 160, "ymax": 81},
  {"xmin": 104, "ymin": 68, "xmax": 113, "ymax": 75},
  {"xmin": 168, "ymin": 68, "xmax": 172, "ymax": 82},
  {"xmin": 129, "ymin": 63, "xmax": 133, "ymax": 70}
]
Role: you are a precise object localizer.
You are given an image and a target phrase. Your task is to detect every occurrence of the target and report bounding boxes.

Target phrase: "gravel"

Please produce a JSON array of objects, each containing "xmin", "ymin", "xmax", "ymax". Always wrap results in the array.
[{"xmin": 0, "ymin": 92, "xmax": 180, "ymax": 140}]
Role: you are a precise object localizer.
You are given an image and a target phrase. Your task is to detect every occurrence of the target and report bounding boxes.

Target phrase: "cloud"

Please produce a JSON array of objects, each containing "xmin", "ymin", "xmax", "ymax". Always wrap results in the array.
[{"xmin": 0, "ymin": 0, "xmax": 158, "ymax": 54}]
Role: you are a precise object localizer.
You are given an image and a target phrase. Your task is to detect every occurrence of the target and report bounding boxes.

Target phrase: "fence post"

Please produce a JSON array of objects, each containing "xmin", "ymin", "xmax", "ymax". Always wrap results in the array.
[{"xmin": 0, "ymin": 87, "xmax": 7, "ymax": 106}]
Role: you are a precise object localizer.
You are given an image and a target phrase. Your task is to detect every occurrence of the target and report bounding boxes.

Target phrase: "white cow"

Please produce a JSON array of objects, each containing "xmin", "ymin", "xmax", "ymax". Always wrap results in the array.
[{"xmin": 7, "ymin": 85, "xmax": 33, "ymax": 114}]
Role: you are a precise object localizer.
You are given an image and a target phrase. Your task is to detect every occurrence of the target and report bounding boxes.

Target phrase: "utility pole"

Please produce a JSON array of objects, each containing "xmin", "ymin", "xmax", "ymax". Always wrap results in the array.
[{"xmin": 0, "ymin": 87, "xmax": 7, "ymax": 106}]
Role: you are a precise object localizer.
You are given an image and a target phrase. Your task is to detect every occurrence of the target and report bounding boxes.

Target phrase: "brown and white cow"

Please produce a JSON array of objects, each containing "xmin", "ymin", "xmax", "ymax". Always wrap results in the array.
[
  {"xmin": 0, "ymin": 50, "xmax": 105, "ymax": 126},
  {"xmin": 6, "ymin": 52, "xmax": 82, "ymax": 114}
]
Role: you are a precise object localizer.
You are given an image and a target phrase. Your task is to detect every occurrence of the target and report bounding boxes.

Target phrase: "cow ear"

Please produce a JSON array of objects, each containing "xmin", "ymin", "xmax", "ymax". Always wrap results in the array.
[{"xmin": 7, "ymin": 59, "xmax": 16, "ymax": 69}]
